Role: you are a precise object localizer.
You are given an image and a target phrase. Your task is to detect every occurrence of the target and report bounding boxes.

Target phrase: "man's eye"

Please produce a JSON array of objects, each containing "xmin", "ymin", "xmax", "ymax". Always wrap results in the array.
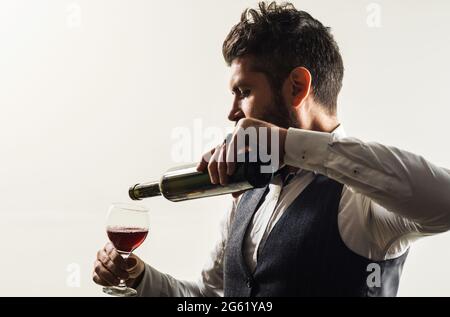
[
  {"xmin": 232, "ymin": 88, "xmax": 250, "ymax": 98},
  {"xmin": 241, "ymin": 89, "xmax": 250, "ymax": 98}
]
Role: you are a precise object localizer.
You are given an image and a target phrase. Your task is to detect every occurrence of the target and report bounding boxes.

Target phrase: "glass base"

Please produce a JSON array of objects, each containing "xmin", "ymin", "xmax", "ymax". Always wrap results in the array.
[{"xmin": 103, "ymin": 286, "xmax": 137, "ymax": 297}]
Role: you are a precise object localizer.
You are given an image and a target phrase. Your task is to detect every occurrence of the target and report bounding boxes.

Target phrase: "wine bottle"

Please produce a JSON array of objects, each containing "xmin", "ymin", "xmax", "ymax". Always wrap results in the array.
[{"xmin": 128, "ymin": 161, "xmax": 274, "ymax": 202}]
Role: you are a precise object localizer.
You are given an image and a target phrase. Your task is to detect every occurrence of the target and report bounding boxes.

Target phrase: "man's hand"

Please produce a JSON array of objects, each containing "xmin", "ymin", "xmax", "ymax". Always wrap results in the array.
[
  {"xmin": 196, "ymin": 118, "xmax": 288, "ymax": 187},
  {"xmin": 93, "ymin": 242, "xmax": 145, "ymax": 289}
]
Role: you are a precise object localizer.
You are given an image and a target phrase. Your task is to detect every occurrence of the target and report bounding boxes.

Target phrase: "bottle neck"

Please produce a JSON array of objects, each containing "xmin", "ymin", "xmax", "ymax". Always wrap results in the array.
[{"xmin": 129, "ymin": 181, "xmax": 161, "ymax": 200}]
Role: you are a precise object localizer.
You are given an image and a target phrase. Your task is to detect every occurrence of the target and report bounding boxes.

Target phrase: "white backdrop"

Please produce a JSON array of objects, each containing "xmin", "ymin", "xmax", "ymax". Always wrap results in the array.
[{"xmin": 0, "ymin": 0, "xmax": 449, "ymax": 296}]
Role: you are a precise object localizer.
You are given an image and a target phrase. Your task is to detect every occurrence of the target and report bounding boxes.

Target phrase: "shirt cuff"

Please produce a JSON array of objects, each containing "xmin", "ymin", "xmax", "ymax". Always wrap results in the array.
[{"xmin": 283, "ymin": 128, "xmax": 333, "ymax": 174}]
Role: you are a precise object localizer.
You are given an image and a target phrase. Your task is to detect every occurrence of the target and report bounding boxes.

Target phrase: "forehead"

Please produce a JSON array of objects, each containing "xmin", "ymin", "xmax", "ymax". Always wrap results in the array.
[
  {"xmin": 230, "ymin": 56, "xmax": 254, "ymax": 75},
  {"xmin": 229, "ymin": 56, "xmax": 265, "ymax": 88}
]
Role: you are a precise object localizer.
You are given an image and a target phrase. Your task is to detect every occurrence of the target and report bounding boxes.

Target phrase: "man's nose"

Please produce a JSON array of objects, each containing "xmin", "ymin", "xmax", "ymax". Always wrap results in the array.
[{"xmin": 228, "ymin": 100, "xmax": 244, "ymax": 122}]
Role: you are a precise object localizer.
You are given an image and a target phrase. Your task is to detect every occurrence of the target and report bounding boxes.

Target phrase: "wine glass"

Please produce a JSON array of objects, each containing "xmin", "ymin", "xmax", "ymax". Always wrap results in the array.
[{"xmin": 102, "ymin": 202, "xmax": 149, "ymax": 297}]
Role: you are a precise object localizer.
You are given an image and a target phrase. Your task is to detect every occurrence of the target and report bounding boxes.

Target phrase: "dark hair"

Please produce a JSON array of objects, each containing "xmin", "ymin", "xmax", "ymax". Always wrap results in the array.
[{"xmin": 223, "ymin": 1, "xmax": 344, "ymax": 114}]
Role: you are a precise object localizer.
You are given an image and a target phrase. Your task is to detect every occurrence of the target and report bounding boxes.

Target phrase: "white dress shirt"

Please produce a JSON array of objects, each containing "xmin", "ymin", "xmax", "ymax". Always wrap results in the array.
[{"xmin": 136, "ymin": 125, "xmax": 450, "ymax": 296}]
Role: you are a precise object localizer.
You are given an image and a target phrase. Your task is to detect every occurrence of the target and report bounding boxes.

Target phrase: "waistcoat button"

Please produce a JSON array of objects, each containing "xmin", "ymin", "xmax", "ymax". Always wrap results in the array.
[{"xmin": 246, "ymin": 277, "xmax": 253, "ymax": 288}]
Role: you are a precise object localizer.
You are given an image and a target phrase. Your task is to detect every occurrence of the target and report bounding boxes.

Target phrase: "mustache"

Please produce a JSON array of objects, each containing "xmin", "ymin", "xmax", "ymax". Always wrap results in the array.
[
  {"xmin": 231, "ymin": 113, "xmax": 295, "ymax": 130},
  {"xmin": 230, "ymin": 94, "xmax": 299, "ymax": 129}
]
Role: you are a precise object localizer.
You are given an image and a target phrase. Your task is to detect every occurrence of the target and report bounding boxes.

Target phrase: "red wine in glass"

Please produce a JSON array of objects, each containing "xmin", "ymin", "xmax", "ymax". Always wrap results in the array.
[
  {"xmin": 107, "ymin": 226, "xmax": 148, "ymax": 253},
  {"xmin": 102, "ymin": 203, "xmax": 150, "ymax": 297}
]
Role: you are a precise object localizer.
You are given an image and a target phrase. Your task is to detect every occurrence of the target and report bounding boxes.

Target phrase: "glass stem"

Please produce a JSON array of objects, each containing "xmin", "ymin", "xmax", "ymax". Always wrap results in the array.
[{"xmin": 118, "ymin": 251, "xmax": 130, "ymax": 289}]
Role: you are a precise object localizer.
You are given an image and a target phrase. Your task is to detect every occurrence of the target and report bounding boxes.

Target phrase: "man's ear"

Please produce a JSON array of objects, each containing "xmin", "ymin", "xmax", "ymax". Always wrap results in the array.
[{"xmin": 289, "ymin": 67, "xmax": 312, "ymax": 108}]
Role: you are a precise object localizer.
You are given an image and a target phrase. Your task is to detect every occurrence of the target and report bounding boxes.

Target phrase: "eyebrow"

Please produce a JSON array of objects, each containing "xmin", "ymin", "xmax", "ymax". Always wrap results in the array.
[{"xmin": 229, "ymin": 78, "xmax": 251, "ymax": 93}]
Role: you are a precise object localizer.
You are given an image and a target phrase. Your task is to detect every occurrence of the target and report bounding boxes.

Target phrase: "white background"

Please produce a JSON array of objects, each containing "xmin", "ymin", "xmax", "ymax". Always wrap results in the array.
[{"xmin": 0, "ymin": 0, "xmax": 449, "ymax": 296}]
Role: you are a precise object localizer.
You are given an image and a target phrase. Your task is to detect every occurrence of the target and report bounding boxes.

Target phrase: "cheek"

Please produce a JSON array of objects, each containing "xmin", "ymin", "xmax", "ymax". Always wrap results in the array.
[
  {"xmin": 236, "ymin": 95, "xmax": 251, "ymax": 114},
  {"xmin": 240, "ymin": 103, "xmax": 252, "ymax": 118},
  {"xmin": 241, "ymin": 96, "xmax": 263, "ymax": 118}
]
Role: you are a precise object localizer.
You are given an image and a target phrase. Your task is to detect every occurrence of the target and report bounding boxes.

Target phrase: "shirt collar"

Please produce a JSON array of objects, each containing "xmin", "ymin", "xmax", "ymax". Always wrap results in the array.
[{"xmin": 331, "ymin": 123, "xmax": 346, "ymax": 138}]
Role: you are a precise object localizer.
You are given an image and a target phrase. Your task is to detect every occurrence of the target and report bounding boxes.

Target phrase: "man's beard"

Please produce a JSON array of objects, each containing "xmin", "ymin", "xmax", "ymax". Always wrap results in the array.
[{"xmin": 261, "ymin": 90, "xmax": 299, "ymax": 129}]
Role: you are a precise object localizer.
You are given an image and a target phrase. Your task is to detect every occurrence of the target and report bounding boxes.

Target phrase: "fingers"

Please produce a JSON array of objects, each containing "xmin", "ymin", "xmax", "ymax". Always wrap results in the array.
[
  {"xmin": 92, "ymin": 243, "xmax": 130, "ymax": 287},
  {"xmin": 200, "ymin": 121, "xmax": 273, "ymax": 185},
  {"xmin": 198, "ymin": 136, "xmax": 238, "ymax": 185},
  {"xmin": 196, "ymin": 146, "xmax": 222, "ymax": 185},
  {"xmin": 93, "ymin": 259, "xmax": 120, "ymax": 286},
  {"xmin": 207, "ymin": 145, "xmax": 221, "ymax": 185},
  {"xmin": 217, "ymin": 144, "xmax": 228, "ymax": 185},
  {"xmin": 104, "ymin": 242, "xmax": 128, "ymax": 271},
  {"xmin": 92, "ymin": 270, "xmax": 110, "ymax": 286},
  {"xmin": 98, "ymin": 248, "xmax": 129, "ymax": 280},
  {"xmin": 197, "ymin": 147, "xmax": 216, "ymax": 172},
  {"xmin": 225, "ymin": 132, "xmax": 238, "ymax": 176}
]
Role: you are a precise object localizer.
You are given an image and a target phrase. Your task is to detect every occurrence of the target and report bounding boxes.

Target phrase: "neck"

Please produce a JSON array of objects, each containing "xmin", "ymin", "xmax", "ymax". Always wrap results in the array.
[
  {"xmin": 310, "ymin": 114, "xmax": 340, "ymax": 133},
  {"xmin": 297, "ymin": 101, "xmax": 340, "ymax": 133},
  {"xmin": 283, "ymin": 102, "xmax": 340, "ymax": 174}
]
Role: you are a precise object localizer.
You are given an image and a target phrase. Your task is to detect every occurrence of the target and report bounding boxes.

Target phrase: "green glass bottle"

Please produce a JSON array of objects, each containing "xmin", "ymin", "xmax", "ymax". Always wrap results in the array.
[{"xmin": 128, "ymin": 161, "xmax": 273, "ymax": 202}]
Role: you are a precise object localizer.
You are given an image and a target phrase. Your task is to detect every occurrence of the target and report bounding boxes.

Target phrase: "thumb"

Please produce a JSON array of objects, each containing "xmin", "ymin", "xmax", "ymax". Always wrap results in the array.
[
  {"xmin": 126, "ymin": 255, "xmax": 145, "ymax": 279},
  {"xmin": 126, "ymin": 257, "xmax": 138, "ymax": 269}
]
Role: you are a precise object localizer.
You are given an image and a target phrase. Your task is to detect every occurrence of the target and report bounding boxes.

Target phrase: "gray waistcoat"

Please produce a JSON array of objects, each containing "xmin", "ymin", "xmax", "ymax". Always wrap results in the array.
[{"xmin": 223, "ymin": 174, "xmax": 408, "ymax": 297}]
